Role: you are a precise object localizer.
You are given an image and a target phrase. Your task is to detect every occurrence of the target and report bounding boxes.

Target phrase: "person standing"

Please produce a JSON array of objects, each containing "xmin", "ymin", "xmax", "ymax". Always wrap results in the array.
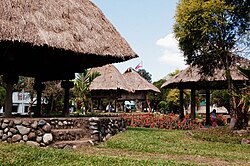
[{"xmin": 211, "ymin": 109, "xmax": 217, "ymax": 128}]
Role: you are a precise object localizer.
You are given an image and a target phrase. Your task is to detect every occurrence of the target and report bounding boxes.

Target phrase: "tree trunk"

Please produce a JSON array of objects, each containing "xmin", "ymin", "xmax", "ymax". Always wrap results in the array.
[{"xmin": 226, "ymin": 55, "xmax": 237, "ymax": 129}]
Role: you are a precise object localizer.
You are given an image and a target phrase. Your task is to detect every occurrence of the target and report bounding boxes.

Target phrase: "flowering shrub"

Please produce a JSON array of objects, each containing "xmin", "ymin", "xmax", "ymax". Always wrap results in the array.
[
  {"xmin": 120, "ymin": 113, "xmax": 202, "ymax": 130},
  {"xmin": 215, "ymin": 114, "xmax": 227, "ymax": 126},
  {"xmin": 200, "ymin": 114, "xmax": 228, "ymax": 126}
]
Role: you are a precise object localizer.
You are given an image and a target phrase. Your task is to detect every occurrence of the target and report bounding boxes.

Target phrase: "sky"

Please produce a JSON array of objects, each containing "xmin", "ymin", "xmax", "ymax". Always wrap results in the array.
[{"xmin": 92, "ymin": 0, "xmax": 187, "ymax": 82}]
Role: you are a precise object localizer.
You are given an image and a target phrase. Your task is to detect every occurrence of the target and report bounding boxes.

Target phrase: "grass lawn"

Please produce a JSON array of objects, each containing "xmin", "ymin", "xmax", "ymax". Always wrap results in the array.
[{"xmin": 0, "ymin": 127, "xmax": 250, "ymax": 166}]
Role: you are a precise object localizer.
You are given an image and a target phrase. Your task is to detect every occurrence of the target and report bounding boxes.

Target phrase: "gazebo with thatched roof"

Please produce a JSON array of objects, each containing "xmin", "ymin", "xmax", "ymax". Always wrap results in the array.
[
  {"xmin": 0, "ymin": 0, "xmax": 137, "ymax": 117},
  {"xmin": 89, "ymin": 64, "xmax": 133, "ymax": 112},
  {"xmin": 122, "ymin": 68, "xmax": 160, "ymax": 112},
  {"xmin": 161, "ymin": 55, "xmax": 249, "ymax": 123}
]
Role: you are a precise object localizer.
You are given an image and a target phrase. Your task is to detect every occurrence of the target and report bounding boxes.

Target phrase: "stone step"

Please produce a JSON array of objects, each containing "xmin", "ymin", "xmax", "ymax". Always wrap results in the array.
[
  {"xmin": 51, "ymin": 128, "xmax": 91, "ymax": 141},
  {"xmin": 50, "ymin": 139, "xmax": 94, "ymax": 149}
]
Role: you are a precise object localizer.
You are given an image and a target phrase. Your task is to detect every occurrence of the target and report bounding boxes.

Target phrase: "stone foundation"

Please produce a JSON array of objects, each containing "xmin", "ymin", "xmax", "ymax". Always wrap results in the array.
[{"xmin": 0, "ymin": 117, "xmax": 126, "ymax": 147}]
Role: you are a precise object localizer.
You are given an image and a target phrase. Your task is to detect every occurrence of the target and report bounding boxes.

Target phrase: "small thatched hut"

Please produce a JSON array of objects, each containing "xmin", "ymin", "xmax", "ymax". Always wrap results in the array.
[
  {"xmin": 0, "ymin": 0, "xmax": 137, "ymax": 117},
  {"xmin": 89, "ymin": 64, "xmax": 133, "ymax": 112},
  {"xmin": 161, "ymin": 55, "xmax": 249, "ymax": 123},
  {"xmin": 122, "ymin": 68, "xmax": 160, "ymax": 112}
]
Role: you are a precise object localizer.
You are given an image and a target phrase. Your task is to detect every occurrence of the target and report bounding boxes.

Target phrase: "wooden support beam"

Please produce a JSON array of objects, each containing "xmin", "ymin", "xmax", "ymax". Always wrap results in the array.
[
  {"xmin": 206, "ymin": 88, "xmax": 210, "ymax": 125},
  {"xmin": 179, "ymin": 86, "xmax": 184, "ymax": 120},
  {"xmin": 3, "ymin": 75, "xmax": 18, "ymax": 117},
  {"xmin": 61, "ymin": 80, "xmax": 74, "ymax": 117},
  {"xmin": 191, "ymin": 87, "xmax": 196, "ymax": 120},
  {"xmin": 33, "ymin": 79, "xmax": 45, "ymax": 117}
]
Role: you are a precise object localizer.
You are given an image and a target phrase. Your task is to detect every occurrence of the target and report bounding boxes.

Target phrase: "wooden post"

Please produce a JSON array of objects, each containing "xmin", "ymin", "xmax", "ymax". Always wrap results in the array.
[
  {"xmin": 108, "ymin": 96, "xmax": 110, "ymax": 113},
  {"xmin": 61, "ymin": 80, "xmax": 74, "ymax": 117},
  {"xmin": 206, "ymin": 88, "xmax": 210, "ymax": 125},
  {"xmin": 3, "ymin": 75, "xmax": 18, "ymax": 117},
  {"xmin": 34, "ymin": 80, "xmax": 45, "ymax": 117},
  {"xmin": 4, "ymin": 84, "xmax": 13, "ymax": 117},
  {"xmin": 90, "ymin": 99, "xmax": 94, "ymax": 113},
  {"xmin": 122, "ymin": 100, "xmax": 125, "ymax": 112},
  {"xmin": 191, "ymin": 87, "xmax": 196, "ymax": 120},
  {"xmin": 179, "ymin": 86, "xmax": 184, "ymax": 120},
  {"xmin": 114, "ymin": 99, "xmax": 117, "ymax": 112}
]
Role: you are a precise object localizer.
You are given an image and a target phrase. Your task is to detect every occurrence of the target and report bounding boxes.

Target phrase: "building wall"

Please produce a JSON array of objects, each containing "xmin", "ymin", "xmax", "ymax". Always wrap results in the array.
[{"xmin": 0, "ymin": 92, "xmax": 43, "ymax": 115}]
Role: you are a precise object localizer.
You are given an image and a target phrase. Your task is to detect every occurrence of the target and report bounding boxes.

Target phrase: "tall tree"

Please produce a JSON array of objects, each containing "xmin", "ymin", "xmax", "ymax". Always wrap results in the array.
[
  {"xmin": 137, "ymin": 69, "xmax": 152, "ymax": 83},
  {"xmin": 174, "ymin": 0, "xmax": 250, "ymax": 128}
]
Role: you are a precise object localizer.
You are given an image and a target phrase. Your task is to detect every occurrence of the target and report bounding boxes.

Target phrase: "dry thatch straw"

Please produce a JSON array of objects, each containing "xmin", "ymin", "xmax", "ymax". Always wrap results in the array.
[
  {"xmin": 0, "ymin": 0, "xmax": 137, "ymax": 80},
  {"xmin": 123, "ymin": 68, "xmax": 160, "ymax": 93},
  {"xmin": 161, "ymin": 55, "xmax": 250, "ymax": 89},
  {"xmin": 89, "ymin": 64, "xmax": 133, "ymax": 92}
]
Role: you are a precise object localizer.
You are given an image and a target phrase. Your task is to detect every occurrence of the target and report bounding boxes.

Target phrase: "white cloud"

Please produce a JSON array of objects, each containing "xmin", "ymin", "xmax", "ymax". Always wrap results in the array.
[{"xmin": 156, "ymin": 33, "xmax": 187, "ymax": 69}]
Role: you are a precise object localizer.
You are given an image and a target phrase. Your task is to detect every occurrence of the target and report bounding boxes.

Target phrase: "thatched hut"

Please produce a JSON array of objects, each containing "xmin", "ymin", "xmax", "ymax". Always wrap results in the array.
[
  {"xmin": 122, "ymin": 68, "xmax": 160, "ymax": 112},
  {"xmin": 89, "ymin": 64, "xmax": 133, "ymax": 112},
  {"xmin": 0, "ymin": 0, "xmax": 137, "ymax": 117},
  {"xmin": 161, "ymin": 56, "xmax": 249, "ymax": 123}
]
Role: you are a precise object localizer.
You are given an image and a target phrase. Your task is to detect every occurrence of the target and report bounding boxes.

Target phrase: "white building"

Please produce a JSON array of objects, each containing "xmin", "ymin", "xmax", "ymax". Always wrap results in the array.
[{"xmin": 0, "ymin": 92, "xmax": 38, "ymax": 115}]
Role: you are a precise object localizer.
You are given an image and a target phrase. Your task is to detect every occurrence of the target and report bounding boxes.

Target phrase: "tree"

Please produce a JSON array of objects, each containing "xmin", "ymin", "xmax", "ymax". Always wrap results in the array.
[
  {"xmin": 174, "ymin": 0, "xmax": 250, "ymax": 128},
  {"xmin": 237, "ymin": 65, "xmax": 250, "ymax": 127},
  {"xmin": 15, "ymin": 77, "xmax": 70, "ymax": 115},
  {"xmin": 137, "ymin": 69, "xmax": 152, "ymax": 83},
  {"xmin": 147, "ymin": 79, "xmax": 169, "ymax": 112},
  {"xmin": 152, "ymin": 79, "xmax": 169, "ymax": 102},
  {"xmin": 211, "ymin": 90, "xmax": 230, "ymax": 110},
  {"xmin": 73, "ymin": 69, "xmax": 100, "ymax": 113},
  {"xmin": 166, "ymin": 89, "xmax": 190, "ymax": 114}
]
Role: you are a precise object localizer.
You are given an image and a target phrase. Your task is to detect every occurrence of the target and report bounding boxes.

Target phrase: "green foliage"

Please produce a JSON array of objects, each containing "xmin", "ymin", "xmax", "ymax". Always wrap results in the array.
[
  {"xmin": 174, "ymin": 0, "xmax": 250, "ymax": 128},
  {"xmin": 164, "ymin": 70, "xmax": 180, "ymax": 80},
  {"xmin": 157, "ymin": 101, "xmax": 168, "ymax": 113},
  {"xmin": 73, "ymin": 69, "xmax": 100, "ymax": 112},
  {"xmin": 211, "ymin": 90, "xmax": 230, "ymax": 110},
  {"xmin": 174, "ymin": 0, "xmax": 249, "ymax": 75},
  {"xmin": 152, "ymin": 70, "xmax": 182, "ymax": 113},
  {"xmin": 136, "ymin": 69, "xmax": 152, "ymax": 83},
  {"xmin": 148, "ymin": 79, "xmax": 169, "ymax": 112},
  {"xmin": 0, "ymin": 86, "xmax": 6, "ymax": 107},
  {"xmin": 166, "ymin": 89, "xmax": 190, "ymax": 113},
  {"xmin": 166, "ymin": 89, "xmax": 180, "ymax": 113}
]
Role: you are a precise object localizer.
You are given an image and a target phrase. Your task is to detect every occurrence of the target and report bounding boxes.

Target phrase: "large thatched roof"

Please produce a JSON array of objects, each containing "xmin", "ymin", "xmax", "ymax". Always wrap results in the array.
[
  {"xmin": 161, "ymin": 56, "xmax": 250, "ymax": 89},
  {"xmin": 0, "ymin": 0, "xmax": 137, "ymax": 81},
  {"xmin": 89, "ymin": 64, "xmax": 132, "ymax": 92},
  {"xmin": 123, "ymin": 68, "xmax": 160, "ymax": 93}
]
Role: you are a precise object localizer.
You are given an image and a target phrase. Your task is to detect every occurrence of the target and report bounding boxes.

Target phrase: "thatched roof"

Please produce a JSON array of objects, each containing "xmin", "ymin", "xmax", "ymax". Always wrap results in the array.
[
  {"xmin": 89, "ymin": 64, "xmax": 133, "ymax": 92},
  {"xmin": 161, "ymin": 56, "xmax": 250, "ymax": 89},
  {"xmin": 123, "ymin": 68, "xmax": 160, "ymax": 93},
  {"xmin": 0, "ymin": 0, "xmax": 137, "ymax": 81}
]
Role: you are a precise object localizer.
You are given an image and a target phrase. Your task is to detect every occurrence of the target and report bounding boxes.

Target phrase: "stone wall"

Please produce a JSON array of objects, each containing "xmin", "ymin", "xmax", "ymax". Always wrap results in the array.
[
  {"xmin": 89, "ymin": 117, "xmax": 126, "ymax": 143},
  {"xmin": 0, "ymin": 117, "xmax": 126, "ymax": 147}
]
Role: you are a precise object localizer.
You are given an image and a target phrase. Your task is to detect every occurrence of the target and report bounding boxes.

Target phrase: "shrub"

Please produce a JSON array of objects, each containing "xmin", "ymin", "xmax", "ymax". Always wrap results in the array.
[{"xmin": 120, "ymin": 113, "xmax": 202, "ymax": 130}]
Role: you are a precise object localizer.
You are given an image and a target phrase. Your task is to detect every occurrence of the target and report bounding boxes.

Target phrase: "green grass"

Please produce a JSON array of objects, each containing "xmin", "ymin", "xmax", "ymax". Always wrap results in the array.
[
  {"xmin": 0, "ymin": 127, "xmax": 250, "ymax": 165},
  {"xmin": 0, "ymin": 143, "xmax": 177, "ymax": 166},
  {"xmin": 100, "ymin": 127, "xmax": 250, "ymax": 163}
]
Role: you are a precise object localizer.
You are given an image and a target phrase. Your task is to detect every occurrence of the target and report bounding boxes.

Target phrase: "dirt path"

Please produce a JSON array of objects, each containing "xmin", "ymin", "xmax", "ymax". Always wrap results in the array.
[{"xmin": 77, "ymin": 147, "xmax": 249, "ymax": 166}]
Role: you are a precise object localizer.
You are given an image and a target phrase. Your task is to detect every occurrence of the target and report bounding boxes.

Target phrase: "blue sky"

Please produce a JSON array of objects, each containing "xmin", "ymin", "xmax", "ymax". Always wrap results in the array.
[{"xmin": 92, "ymin": 0, "xmax": 187, "ymax": 82}]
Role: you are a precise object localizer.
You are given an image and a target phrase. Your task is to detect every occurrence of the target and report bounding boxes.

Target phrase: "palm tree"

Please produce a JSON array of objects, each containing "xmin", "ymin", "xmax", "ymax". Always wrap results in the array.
[
  {"xmin": 236, "ymin": 65, "xmax": 250, "ymax": 128},
  {"xmin": 74, "ymin": 69, "xmax": 100, "ymax": 113}
]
